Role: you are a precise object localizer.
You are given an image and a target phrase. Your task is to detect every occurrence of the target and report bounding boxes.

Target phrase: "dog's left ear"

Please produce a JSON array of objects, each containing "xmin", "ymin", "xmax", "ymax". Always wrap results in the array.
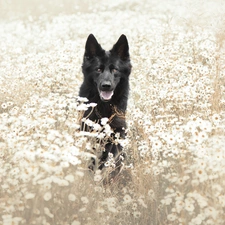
[
  {"xmin": 84, "ymin": 34, "xmax": 104, "ymax": 59},
  {"xmin": 111, "ymin": 34, "xmax": 129, "ymax": 60}
]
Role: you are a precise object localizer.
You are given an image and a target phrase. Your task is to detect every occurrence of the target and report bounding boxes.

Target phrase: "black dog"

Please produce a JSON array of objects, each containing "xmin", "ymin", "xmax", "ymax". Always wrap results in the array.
[{"xmin": 79, "ymin": 34, "xmax": 131, "ymax": 180}]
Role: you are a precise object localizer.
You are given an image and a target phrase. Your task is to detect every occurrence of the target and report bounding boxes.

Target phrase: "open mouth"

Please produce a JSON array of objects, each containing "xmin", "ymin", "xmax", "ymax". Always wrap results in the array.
[{"xmin": 99, "ymin": 90, "xmax": 114, "ymax": 101}]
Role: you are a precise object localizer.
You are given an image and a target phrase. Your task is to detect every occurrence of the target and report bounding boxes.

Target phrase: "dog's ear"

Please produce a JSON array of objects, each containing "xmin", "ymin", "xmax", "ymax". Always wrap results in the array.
[
  {"xmin": 111, "ymin": 34, "xmax": 129, "ymax": 60},
  {"xmin": 84, "ymin": 34, "xmax": 103, "ymax": 59}
]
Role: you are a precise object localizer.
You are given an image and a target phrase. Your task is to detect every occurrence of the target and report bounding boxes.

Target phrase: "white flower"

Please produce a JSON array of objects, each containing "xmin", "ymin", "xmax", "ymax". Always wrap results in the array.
[
  {"xmin": 77, "ymin": 96, "xmax": 88, "ymax": 102},
  {"xmin": 44, "ymin": 207, "xmax": 54, "ymax": 218},
  {"xmin": 211, "ymin": 113, "xmax": 220, "ymax": 124},
  {"xmin": 204, "ymin": 207, "xmax": 218, "ymax": 220},
  {"xmin": 68, "ymin": 194, "xmax": 76, "ymax": 201},
  {"xmin": 94, "ymin": 170, "xmax": 102, "ymax": 182},
  {"xmin": 64, "ymin": 174, "xmax": 74, "ymax": 183},
  {"xmin": 96, "ymin": 208, "xmax": 105, "ymax": 213},
  {"xmin": 87, "ymin": 102, "xmax": 97, "ymax": 107},
  {"xmin": 199, "ymin": 120, "xmax": 212, "ymax": 132},
  {"xmin": 138, "ymin": 197, "xmax": 147, "ymax": 208},
  {"xmin": 1, "ymin": 102, "xmax": 7, "ymax": 109},
  {"xmin": 77, "ymin": 103, "xmax": 88, "ymax": 111},
  {"xmin": 25, "ymin": 193, "xmax": 36, "ymax": 199},
  {"xmin": 185, "ymin": 197, "xmax": 195, "ymax": 212},
  {"xmin": 195, "ymin": 168, "xmax": 208, "ymax": 182},
  {"xmin": 81, "ymin": 196, "xmax": 89, "ymax": 204},
  {"xmin": 43, "ymin": 192, "xmax": 52, "ymax": 201},
  {"xmin": 52, "ymin": 176, "xmax": 69, "ymax": 186},
  {"xmin": 101, "ymin": 117, "xmax": 108, "ymax": 125},
  {"xmin": 190, "ymin": 215, "xmax": 204, "ymax": 225},
  {"xmin": 123, "ymin": 194, "xmax": 132, "ymax": 204},
  {"xmin": 69, "ymin": 146, "xmax": 79, "ymax": 156},
  {"xmin": 104, "ymin": 124, "xmax": 113, "ymax": 136},
  {"xmin": 175, "ymin": 200, "xmax": 184, "ymax": 213},
  {"xmin": 167, "ymin": 213, "xmax": 177, "ymax": 221},
  {"xmin": 92, "ymin": 123, "xmax": 102, "ymax": 131},
  {"xmin": 148, "ymin": 189, "xmax": 155, "ymax": 200},
  {"xmin": 133, "ymin": 211, "xmax": 141, "ymax": 218}
]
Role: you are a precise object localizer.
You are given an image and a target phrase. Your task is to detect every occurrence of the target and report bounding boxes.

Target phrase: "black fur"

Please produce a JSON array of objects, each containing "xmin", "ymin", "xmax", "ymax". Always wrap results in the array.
[{"xmin": 79, "ymin": 34, "xmax": 131, "ymax": 178}]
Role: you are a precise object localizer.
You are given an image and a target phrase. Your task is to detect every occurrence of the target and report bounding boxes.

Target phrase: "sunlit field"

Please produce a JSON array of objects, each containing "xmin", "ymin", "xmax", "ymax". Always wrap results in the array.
[{"xmin": 1, "ymin": 0, "xmax": 225, "ymax": 224}]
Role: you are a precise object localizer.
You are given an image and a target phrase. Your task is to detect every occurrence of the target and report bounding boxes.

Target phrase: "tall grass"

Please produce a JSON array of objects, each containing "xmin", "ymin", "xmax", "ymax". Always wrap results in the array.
[{"xmin": 0, "ymin": 0, "xmax": 225, "ymax": 224}]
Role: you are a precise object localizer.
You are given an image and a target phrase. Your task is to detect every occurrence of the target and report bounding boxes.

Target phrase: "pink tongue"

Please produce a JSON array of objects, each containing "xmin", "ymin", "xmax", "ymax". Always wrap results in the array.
[{"xmin": 100, "ymin": 91, "xmax": 114, "ymax": 100}]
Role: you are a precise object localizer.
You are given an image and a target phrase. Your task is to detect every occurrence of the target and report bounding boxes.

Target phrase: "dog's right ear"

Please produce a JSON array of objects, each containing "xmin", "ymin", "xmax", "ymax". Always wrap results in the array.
[{"xmin": 84, "ymin": 34, "xmax": 103, "ymax": 59}]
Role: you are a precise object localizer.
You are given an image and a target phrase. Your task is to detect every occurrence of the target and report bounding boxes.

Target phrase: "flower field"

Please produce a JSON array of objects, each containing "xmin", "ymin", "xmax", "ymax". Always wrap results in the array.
[{"xmin": 0, "ymin": 0, "xmax": 225, "ymax": 224}]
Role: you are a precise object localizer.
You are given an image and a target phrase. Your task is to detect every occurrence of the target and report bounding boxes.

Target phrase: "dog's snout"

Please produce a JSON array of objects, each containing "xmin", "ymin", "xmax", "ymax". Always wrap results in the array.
[{"xmin": 101, "ymin": 81, "xmax": 111, "ymax": 89}]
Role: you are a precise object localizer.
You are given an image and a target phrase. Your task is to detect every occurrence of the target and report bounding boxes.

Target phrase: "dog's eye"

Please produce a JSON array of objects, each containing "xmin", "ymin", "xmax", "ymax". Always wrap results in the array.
[
  {"xmin": 97, "ymin": 68, "xmax": 102, "ymax": 73},
  {"xmin": 112, "ymin": 68, "xmax": 118, "ymax": 73}
]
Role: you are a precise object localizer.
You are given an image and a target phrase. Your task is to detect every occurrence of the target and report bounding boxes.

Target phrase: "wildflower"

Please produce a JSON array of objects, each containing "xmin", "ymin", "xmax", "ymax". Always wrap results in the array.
[
  {"xmin": 44, "ymin": 207, "xmax": 54, "ymax": 218},
  {"xmin": 43, "ymin": 192, "xmax": 52, "ymax": 201},
  {"xmin": 151, "ymin": 138, "xmax": 162, "ymax": 149},
  {"xmin": 132, "ymin": 203, "xmax": 138, "ymax": 211},
  {"xmin": 87, "ymin": 102, "xmax": 97, "ymax": 107},
  {"xmin": 177, "ymin": 177, "xmax": 187, "ymax": 185},
  {"xmin": 25, "ymin": 193, "xmax": 36, "ymax": 199},
  {"xmin": 212, "ymin": 149, "xmax": 223, "ymax": 161},
  {"xmin": 185, "ymin": 197, "xmax": 195, "ymax": 212},
  {"xmin": 1, "ymin": 102, "xmax": 7, "ymax": 109},
  {"xmin": 1, "ymin": 112, "xmax": 8, "ymax": 118},
  {"xmin": 211, "ymin": 184, "xmax": 223, "ymax": 197},
  {"xmin": 191, "ymin": 179, "xmax": 199, "ymax": 187},
  {"xmin": 167, "ymin": 213, "xmax": 177, "ymax": 222},
  {"xmin": 65, "ymin": 174, "xmax": 75, "ymax": 183},
  {"xmin": 77, "ymin": 96, "xmax": 88, "ymax": 102},
  {"xmin": 195, "ymin": 168, "xmax": 208, "ymax": 182},
  {"xmin": 77, "ymin": 103, "xmax": 88, "ymax": 111},
  {"xmin": 101, "ymin": 117, "xmax": 109, "ymax": 125},
  {"xmin": 199, "ymin": 120, "xmax": 212, "ymax": 132},
  {"xmin": 96, "ymin": 208, "xmax": 105, "ymax": 213},
  {"xmin": 83, "ymin": 118, "xmax": 94, "ymax": 127},
  {"xmin": 204, "ymin": 207, "xmax": 218, "ymax": 220},
  {"xmin": 138, "ymin": 197, "xmax": 147, "ymax": 208},
  {"xmin": 185, "ymin": 120, "xmax": 197, "ymax": 133},
  {"xmin": 123, "ymin": 194, "xmax": 132, "ymax": 204},
  {"xmin": 133, "ymin": 211, "xmax": 141, "ymax": 218},
  {"xmin": 9, "ymin": 106, "xmax": 19, "ymax": 115},
  {"xmin": 127, "ymin": 120, "xmax": 134, "ymax": 126},
  {"xmin": 190, "ymin": 215, "xmax": 204, "ymax": 225},
  {"xmin": 175, "ymin": 200, "xmax": 184, "ymax": 213},
  {"xmin": 162, "ymin": 196, "xmax": 173, "ymax": 205},
  {"xmin": 94, "ymin": 170, "xmax": 102, "ymax": 182},
  {"xmin": 148, "ymin": 189, "xmax": 155, "ymax": 200},
  {"xmin": 211, "ymin": 113, "xmax": 220, "ymax": 124},
  {"xmin": 103, "ymin": 124, "xmax": 113, "ymax": 136},
  {"xmin": 175, "ymin": 132, "xmax": 184, "ymax": 143},
  {"xmin": 165, "ymin": 134, "xmax": 176, "ymax": 145},
  {"xmin": 92, "ymin": 123, "xmax": 102, "ymax": 131},
  {"xmin": 138, "ymin": 119, "xmax": 143, "ymax": 125},
  {"xmin": 76, "ymin": 171, "xmax": 84, "ymax": 177},
  {"xmin": 69, "ymin": 146, "xmax": 79, "ymax": 156},
  {"xmin": 52, "ymin": 176, "xmax": 69, "ymax": 186},
  {"xmin": 68, "ymin": 194, "xmax": 76, "ymax": 201},
  {"xmin": 196, "ymin": 195, "xmax": 208, "ymax": 208},
  {"xmin": 81, "ymin": 196, "xmax": 89, "ymax": 204},
  {"xmin": 192, "ymin": 131, "xmax": 207, "ymax": 144}
]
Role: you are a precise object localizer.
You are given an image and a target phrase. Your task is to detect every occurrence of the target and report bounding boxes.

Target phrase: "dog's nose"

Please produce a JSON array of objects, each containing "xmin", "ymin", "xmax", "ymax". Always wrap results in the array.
[{"xmin": 101, "ymin": 81, "xmax": 111, "ymax": 89}]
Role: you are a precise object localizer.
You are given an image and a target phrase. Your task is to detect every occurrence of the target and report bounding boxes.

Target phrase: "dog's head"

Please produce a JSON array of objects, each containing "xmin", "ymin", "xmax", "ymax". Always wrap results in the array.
[{"xmin": 81, "ymin": 34, "xmax": 131, "ymax": 102}]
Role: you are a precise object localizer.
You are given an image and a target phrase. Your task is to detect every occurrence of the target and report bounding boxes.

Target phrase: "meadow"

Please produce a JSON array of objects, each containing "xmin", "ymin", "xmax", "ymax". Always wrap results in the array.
[{"xmin": 0, "ymin": 0, "xmax": 225, "ymax": 224}]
